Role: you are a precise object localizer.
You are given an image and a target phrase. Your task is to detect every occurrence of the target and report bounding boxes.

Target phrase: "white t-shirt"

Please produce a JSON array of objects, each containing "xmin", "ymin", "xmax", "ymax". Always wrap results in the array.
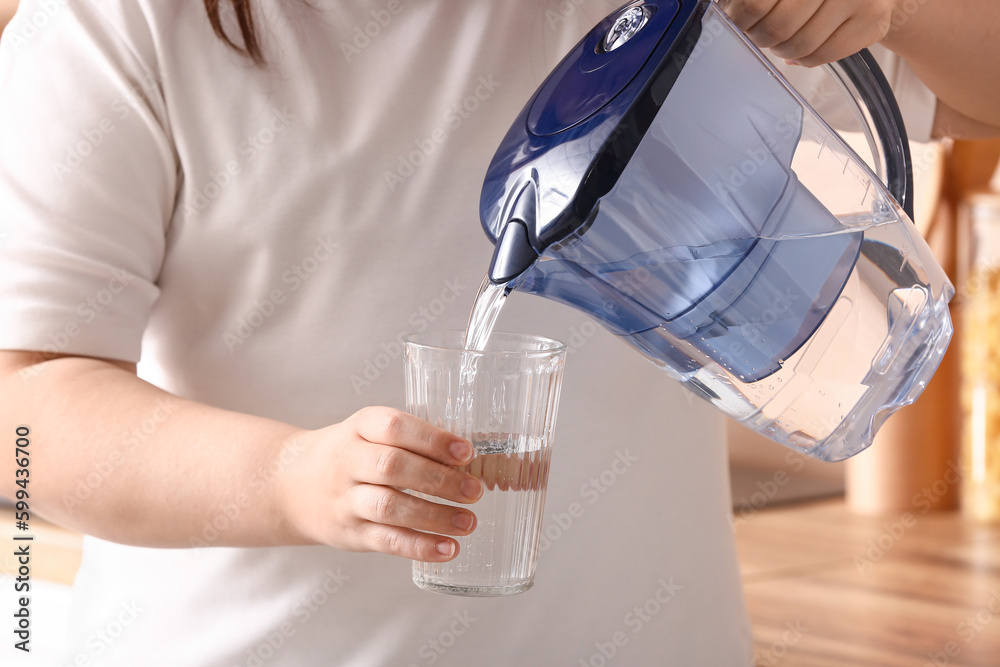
[{"xmin": 0, "ymin": 1, "xmax": 935, "ymax": 665}]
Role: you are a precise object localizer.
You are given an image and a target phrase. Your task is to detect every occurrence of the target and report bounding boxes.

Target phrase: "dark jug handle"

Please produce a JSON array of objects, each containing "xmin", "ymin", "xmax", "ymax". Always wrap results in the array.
[{"xmin": 828, "ymin": 49, "xmax": 915, "ymax": 221}]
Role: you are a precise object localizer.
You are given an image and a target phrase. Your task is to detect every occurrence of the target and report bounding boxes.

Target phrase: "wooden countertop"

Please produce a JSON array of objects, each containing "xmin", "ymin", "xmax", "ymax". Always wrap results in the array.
[
  {"xmin": 736, "ymin": 499, "xmax": 1000, "ymax": 666},
  {"xmin": 4, "ymin": 500, "xmax": 1000, "ymax": 665},
  {"xmin": 0, "ymin": 506, "xmax": 81, "ymax": 585}
]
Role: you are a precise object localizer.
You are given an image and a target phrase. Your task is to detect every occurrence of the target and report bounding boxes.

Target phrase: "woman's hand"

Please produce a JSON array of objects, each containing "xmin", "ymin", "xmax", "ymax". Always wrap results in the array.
[
  {"xmin": 276, "ymin": 407, "xmax": 484, "ymax": 562},
  {"xmin": 720, "ymin": 0, "xmax": 899, "ymax": 67}
]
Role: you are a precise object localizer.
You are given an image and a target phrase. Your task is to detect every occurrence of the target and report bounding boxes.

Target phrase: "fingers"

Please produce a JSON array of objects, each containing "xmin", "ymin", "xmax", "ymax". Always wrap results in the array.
[
  {"xmin": 348, "ymin": 407, "xmax": 483, "ymax": 503},
  {"xmin": 766, "ymin": 0, "xmax": 853, "ymax": 62},
  {"xmin": 347, "ymin": 486, "xmax": 476, "ymax": 562},
  {"xmin": 360, "ymin": 443, "xmax": 483, "ymax": 504},
  {"xmin": 725, "ymin": 0, "xmax": 893, "ymax": 67},
  {"xmin": 358, "ymin": 523, "xmax": 463, "ymax": 563},
  {"xmin": 353, "ymin": 485, "xmax": 476, "ymax": 538},
  {"xmin": 720, "ymin": 0, "xmax": 780, "ymax": 31},
  {"xmin": 774, "ymin": 15, "xmax": 888, "ymax": 67},
  {"xmin": 294, "ymin": 407, "xmax": 489, "ymax": 562},
  {"xmin": 743, "ymin": 0, "xmax": 825, "ymax": 49},
  {"xmin": 351, "ymin": 406, "xmax": 473, "ymax": 466}
]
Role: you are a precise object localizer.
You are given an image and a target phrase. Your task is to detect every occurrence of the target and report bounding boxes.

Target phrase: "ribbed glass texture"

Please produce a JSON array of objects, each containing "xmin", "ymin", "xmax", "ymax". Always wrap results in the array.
[{"xmin": 405, "ymin": 331, "xmax": 565, "ymax": 596}]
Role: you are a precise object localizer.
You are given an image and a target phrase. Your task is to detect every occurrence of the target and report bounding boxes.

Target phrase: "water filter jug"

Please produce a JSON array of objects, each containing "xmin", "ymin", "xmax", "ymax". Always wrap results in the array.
[{"xmin": 480, "ymin": 0, "xmax": 953, "ymax": 461}]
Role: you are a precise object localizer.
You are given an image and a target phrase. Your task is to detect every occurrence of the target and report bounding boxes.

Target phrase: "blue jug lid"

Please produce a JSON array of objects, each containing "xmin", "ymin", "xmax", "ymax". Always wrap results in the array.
[
  {"xmin": 527, "ymin": 2, "xmax": 681, "ymax": 137},
  {"xmin": 479, "ymin": 0, "xmax": 707, "ymax": 258}
]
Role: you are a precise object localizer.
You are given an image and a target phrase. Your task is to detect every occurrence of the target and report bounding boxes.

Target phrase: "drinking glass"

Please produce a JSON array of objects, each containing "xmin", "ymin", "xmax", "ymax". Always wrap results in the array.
[{"xmin": 404, "ymin": 330, "xmax": 566, "ymax": 596}]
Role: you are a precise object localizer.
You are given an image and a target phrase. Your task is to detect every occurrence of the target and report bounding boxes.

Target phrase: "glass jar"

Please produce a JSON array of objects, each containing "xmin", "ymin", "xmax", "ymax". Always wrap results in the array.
[{"xmin": 961, "ymin": 192, "xmax": 1000, "ymax": 522}]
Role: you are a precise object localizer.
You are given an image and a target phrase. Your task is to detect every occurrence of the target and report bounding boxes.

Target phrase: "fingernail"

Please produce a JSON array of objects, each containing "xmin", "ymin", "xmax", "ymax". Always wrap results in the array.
[
  {"xmin": 450, "ymin": 440, "xmax": 473, "ymax": 462},
  {"xmin": 452, "ymin": 511, "xmax": 474, "ymax": 531},
  {"xmin": 436, "ymin": 540, "xmax": 456, "ymax": 557},
  {"xmin": 462, "ymin": 477, "xmax": 482, "ymax": 499},
  {"xmin": 784, "ymin": 59, "xmax": 801, "ymax": 66}
]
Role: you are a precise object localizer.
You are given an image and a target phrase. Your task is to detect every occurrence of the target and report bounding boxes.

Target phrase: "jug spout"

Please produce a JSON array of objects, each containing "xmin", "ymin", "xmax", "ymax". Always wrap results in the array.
[
  {"xmin": 488, "ymin": 180, "xmax": 539, "ymax": 285},
  {"xmin": 489, "ymin": 220, "xmax": 537, "ymax": 284}
]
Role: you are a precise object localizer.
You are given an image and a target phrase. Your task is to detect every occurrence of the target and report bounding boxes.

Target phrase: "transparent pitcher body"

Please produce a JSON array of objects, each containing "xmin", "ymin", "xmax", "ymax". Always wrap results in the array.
[{"xmin": 505, "ymin": 3, "xmax": 953, "ymax": 461}]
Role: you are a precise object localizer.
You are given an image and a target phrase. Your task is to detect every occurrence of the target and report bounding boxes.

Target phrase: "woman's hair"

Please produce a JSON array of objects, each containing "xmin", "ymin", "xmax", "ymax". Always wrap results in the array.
[{"xmin": 204, "ymin": 0, "xmax": 264, "ymax": 65}]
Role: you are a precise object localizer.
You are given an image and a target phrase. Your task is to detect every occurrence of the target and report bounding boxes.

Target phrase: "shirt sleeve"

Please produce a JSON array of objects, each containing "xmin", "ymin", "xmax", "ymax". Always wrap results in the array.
[{"xmin": 0, "ymin": 0, "xmax": 176, "ymax": 363}]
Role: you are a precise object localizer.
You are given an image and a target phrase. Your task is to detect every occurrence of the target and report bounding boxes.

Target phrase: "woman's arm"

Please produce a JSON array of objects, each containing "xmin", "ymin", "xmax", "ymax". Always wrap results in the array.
[
  {"xmin": 0, "ymin": 0, "xmax": 18, "ymax": 35},
  {"xmin": 881, "ymin": 1, "xmax": 1000, "ymax": 135},
  {"xmin": 721, "ymin": 0, "xmax": 1000, "ymax": 136},
  {"xmin": 0, "ymin": 350, "xmax": 481, "ymax": 561}
]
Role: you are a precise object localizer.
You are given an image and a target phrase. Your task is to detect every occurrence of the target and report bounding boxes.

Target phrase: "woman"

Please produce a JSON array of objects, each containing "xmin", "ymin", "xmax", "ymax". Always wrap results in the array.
[{"xmin": 0, "ymin": 0, "xmax": 994, "ymax": 664}]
